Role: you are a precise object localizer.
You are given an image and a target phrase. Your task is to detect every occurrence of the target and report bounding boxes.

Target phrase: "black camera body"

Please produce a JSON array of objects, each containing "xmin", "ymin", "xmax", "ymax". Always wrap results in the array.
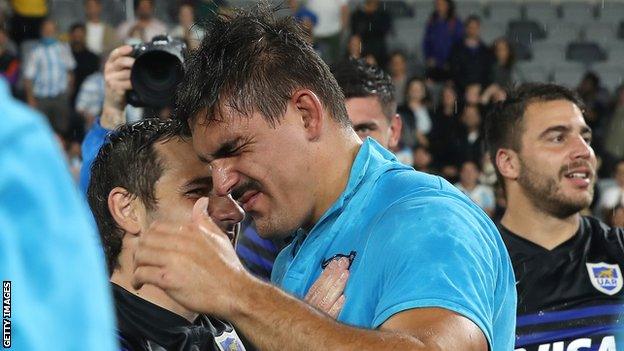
[{"xmin": 126, "ymin": 35, "xmax": 186, "ymax": 108}]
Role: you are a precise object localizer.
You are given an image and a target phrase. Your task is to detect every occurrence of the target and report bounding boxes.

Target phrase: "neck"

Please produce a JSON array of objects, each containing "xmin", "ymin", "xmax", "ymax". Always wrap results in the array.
[
  {"xmin": 501, "ymin": 185, "xmax": 580, "ymax": 250},
  {"xmin": 309, "ymin": 128, "xmax": 362, "ymax": 228},
  {"xmin": 88, "ymin": 17, "xmax": 100, "ymax": 23},
  {"xmin": 111, "ymin": 267, "xmax": 198, "ymax": 322},
  {"xmin": 409, "ymin": 100, "xmax": 422, "ymax": 108}
]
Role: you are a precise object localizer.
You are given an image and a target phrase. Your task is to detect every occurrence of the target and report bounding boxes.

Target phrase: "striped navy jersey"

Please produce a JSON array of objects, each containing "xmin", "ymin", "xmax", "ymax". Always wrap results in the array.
[{"xmin": 499, "ymin": 216, "xmax": 624, "ymax": 351}]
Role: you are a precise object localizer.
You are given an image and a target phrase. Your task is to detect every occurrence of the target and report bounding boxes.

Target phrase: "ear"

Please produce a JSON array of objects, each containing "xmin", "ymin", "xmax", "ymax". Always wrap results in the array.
[
  {"xmin": 387, "ymin": 113, "xmax": 402, "ymax": 150},
  {"xmin": 291, "ymin": 89, "xmax": 324, "ymax": 141},
  {"xmin": 495, "ymin": 148, "xmax": 520, "ymax": 181},
  {"xmin": 108, "ymin": 187, "xmax": 144, "ymax": 236}
]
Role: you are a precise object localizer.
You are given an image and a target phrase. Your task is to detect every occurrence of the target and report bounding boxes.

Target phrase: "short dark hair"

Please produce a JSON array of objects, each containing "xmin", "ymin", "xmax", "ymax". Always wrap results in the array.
[
  {"xmin": 175, "ymin": 4, "xmax": 349, "ymax": 133},
  {"xmin": 466, "ymin": 15, "xmax": 481, "ymax": 25},
  {"xmin": 484, "ymin": 83, "xmax": 586, "ymax": 185},
  {"xmin": 69, "ymin": 22, "xmax": 86, "ymax": 33},
  {"xmin": 134, "ymin": 0, "xmax": 154, "ymax": 11},
  {"xmin": 87, "ymin": 119, "xmax": 184, "ymax": 274},
  {"xmin": 332, "ymin": 58, "xmax": 396, "ymax": 119}
]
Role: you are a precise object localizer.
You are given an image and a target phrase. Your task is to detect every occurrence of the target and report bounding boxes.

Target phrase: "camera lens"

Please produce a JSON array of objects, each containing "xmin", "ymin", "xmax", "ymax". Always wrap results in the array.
[{"xmin": 131, "ymin": 50, "xmax": 184, "ymax": 108}]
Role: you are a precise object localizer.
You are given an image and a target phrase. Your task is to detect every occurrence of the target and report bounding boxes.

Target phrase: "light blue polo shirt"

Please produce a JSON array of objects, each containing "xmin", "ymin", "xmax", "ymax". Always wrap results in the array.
[{"xmin": 272, "ymin": 138, "xmax": 516, "ymax": 350}]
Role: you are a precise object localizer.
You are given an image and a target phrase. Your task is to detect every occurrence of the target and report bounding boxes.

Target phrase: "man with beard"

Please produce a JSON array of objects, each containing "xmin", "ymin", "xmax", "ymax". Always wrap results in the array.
[
  {"xmin": 485, "ymin": 83, "xmax": 624, "ymax": 351},
  {"xmin": 130, "ymin": 7, "xmax": 516, "ymax": 351}
]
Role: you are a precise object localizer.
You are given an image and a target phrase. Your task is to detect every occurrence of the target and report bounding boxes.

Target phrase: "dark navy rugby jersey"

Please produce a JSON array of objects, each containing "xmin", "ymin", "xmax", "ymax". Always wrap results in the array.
[{"xmin": 500, "ymin": 216, "xmax": 624, "ymax": 351}]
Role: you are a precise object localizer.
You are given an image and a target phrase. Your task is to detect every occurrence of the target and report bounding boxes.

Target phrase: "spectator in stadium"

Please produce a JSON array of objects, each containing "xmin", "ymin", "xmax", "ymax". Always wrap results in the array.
[
  {"xmin": 332, "ymin": 58, "xmax": 402, "ymax": 150},
  {"xmin": 23, "ymin": 19, "xmax": 76, "ymax": 136},
  {"xmin": 0, "ymin": 27, "xmax": 19, "ymax": 91},
  {"xmin": 606, "ymin": 205, "xmax": 624, "ymax": 228},
  {"xmin": 457, "ymin": 104, "xmax": 485, "ymax": 164},
  {"xmin": 75, "ymin": 69, "xmax": 104, "ymax": 129},
  {"xmin": 429, "ymin": 83, "xmax": 462, "ymax": 180},
  {"xmin": 577, "ymin": 72, "xmax": 610, "ymax": 165},
  {"xmin": 170, "ymin": 3, "xmax": 205, "ymax": 50},
  {"xmin": 69, "ymin": 23, "xmax": 100, "ymax": 107},
  {"xmin": 604, "ymin": 85, "xmax": 624, "ymax": 162},
  {"xmin": 288, "ymin": 0, "xmax": 318, "ymax": 46},
  {"xmin": 84, "ymin": 0, "xmax": 120, "ymax": 56},
  {"xmin": 8, "ymin": 0, "xmax": 47, "ymax": 46},
  {"xmin": 307, "ymin": 0, "xmax": 348, "ymax": 65},
  {"xmin": 485, "ymin": 83, "xmax": 624, "ymax": 350},
  {"xmin": 117, "ymin": 0, "xmax": 167, "ymax": 43},
  {"xmin": 412, "ymin": 144, "xmax": 434, "ymax": 173},
  {"xmin": 1, "ymin": 68, "xmax": 116, "ymax": 351},
  {"xmin": 350, "ymin": 0, "xmax": 392, "ymax": 68},
  {"xmin": 449, "ymin": 15, "xmax": 492, "ymax": 94},
  {"xmin": 423, "ymin": 0, "xmax": 463, "ymax": 82},
  {"xmin": 387, "ymin": 51, "xmax": 409, "ymax": 105},
  {"xmin": 598, "ymin": 160, "xmax": 624, "ymax": 218},
  {"xmin": 133, "ymin": 8, "xmax": 516, "ymax": 351},
  {"xmin": 455, "ymin": 160, "xmax": 495, "ymax": 217},
  {"xmin": 489, "ymin": 37, "xmax": 517, "ymax": 89},
  {"xmin": 346, "ymin": 34, "xmax": 363, "ymax": 60},
  {"xmin": 463, "ymin": 83, "xmax": 482, "ymax": 106},
  {"xmin": 397, "ymin": 77, "xmax": 432, "ymax": 150}
]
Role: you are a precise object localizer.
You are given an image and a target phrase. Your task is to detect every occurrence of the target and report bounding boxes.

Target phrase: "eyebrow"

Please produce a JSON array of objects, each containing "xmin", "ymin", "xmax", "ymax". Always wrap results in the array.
[
  {"xmin": 353, "ymin": 122, "xmax": 379, "ymax": 129},
  {"xmin": 539, "ymin": 125, "xmax": 592, "ymax": 139},
  {"xmin": 196, "ymin": 136, "xmax": 245, "ymax": 163},
  {"xmin": 182, "ymin": 176, "xmax": 213, "ymax": 190}
]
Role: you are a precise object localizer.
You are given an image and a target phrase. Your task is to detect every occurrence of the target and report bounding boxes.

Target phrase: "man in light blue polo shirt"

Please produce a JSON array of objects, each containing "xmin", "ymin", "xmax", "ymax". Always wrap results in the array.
[
  {"xmin": 131, "ymin": 7, "xmax": 516, "ymax": 351},
  {"xmin": 0, "ymin": 77, "xmax": 116, "ymax": 350}
]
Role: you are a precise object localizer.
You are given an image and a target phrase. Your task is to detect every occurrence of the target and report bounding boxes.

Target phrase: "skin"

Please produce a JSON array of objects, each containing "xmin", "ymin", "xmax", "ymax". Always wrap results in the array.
[
  {"xmin": 102, "ymin": 46, "xmax": 348, "ymax": 321},
  {"xmin": 132, "ymin": 85, "xmax": 488, "ymax": 349},
  {"xmin": 497, "ymin": 99, "xmax": 596, "ymax": 250},
  {"xmin": 85, "ymin": 0, "xmax": 102, "ymax": 22},
  {"xmin": 345, "ymin": 96, "xmax": 402, "ymax": 150}
]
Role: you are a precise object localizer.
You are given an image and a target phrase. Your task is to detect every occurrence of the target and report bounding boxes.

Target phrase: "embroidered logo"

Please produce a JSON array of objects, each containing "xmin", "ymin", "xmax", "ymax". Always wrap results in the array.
[
  {"xmin": 586, "ymin": 262, "xmax": 623, "ymax": 295},
  {"xmin": 215, "ymin": 329, "xmax": 246, "ymax": 351}
]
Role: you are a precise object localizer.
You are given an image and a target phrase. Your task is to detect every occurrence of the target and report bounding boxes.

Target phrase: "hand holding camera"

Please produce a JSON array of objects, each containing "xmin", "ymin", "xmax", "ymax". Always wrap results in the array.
[{"xmin": 102, "ymin": 36, "xmax": 186, "ymax": 129}]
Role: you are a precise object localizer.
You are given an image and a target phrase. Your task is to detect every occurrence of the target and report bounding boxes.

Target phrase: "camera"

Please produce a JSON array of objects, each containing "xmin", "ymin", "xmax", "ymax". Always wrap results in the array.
[{"xmin": 126, "ymin": 35, "xmax": 186, "ymax": 108}]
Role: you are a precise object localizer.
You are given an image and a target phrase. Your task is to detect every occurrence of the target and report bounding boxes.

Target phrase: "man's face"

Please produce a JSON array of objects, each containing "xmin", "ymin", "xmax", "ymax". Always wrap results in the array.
[
  {"xmin": 144, "ymin": 139, "xmax": 244, "ymax": 240},
  {"xmin": 136, "ymin": 0, "xmax": 154, "ymax": 20},
  {"xmin": 41, "ymin": 21, "xmax": 56, "ymax": 39},
  {"xmin": 191, "ymin": 105, "xmax": 316, "ymax": 239},
  {"xmin": 466, "ymin": 20, "xmax": 481, "ymax": 39},
  {"xmin": 460, "ymin": 162, "xmax": 479, "ymax": 186},
  {"xmin": 345, "ymin": 96, "xmax": 397, "ymax": 149},
  {"xmin": 70, "ymin": 27, "xmax": 86, "ymax": 46},
  {"xmin": 85, "ymin": 0, "xmax": 101, "ymax": 19},
  {"xmin": 514, "ymin": 99, "xmax": 596, "ymax": 218}
]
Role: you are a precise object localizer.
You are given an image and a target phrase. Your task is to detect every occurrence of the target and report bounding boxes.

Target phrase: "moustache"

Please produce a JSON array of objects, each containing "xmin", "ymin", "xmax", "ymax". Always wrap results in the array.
[
  {"xmin": 231, "ymin": 179, "xmax": 263, "ymax": 202},
  {"xmin": 559, "ymin": 160, "xmax": 596, "ymax": 178}
]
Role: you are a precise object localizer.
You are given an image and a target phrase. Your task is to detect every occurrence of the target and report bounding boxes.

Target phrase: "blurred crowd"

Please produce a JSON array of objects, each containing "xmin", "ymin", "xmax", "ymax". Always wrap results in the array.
[{"xmin": 1, "ymin": 0, "xmax": 623, "ymax": 226}]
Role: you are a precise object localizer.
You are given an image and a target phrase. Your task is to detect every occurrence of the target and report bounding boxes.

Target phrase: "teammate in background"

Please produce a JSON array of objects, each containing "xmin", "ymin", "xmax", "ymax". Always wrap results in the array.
[
  {"xmin": 132, "ymin": 7, "xmax": 516, "ymax": 350},
  {"xmin": 82, "ymin": 47, "xmax": 348, "ymax": 350},
  {"xmin": 0, "ymin": 76, "xmax": 116, "ymax": 350},
  {"xmin": 332, "ymin": 58, "xmax": 402, "ymax": 150},
  {"xmin": 485, "ymin": 83, "xmax": 624, "ymax": 351},
  {"xmin": 236, "ymin": 57, "xmax": 403, "ymax": 279}
]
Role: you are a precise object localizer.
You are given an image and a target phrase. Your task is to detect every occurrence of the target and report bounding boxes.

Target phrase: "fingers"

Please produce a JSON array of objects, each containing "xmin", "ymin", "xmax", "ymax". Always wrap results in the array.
[
  {"xmin": 109, "ymin": 45, "xmax": 134, "ymax": 61},
  {"xmin": 305, "ymin": 258, "xmax": 350, "ymax": 316},
  {"xmin": 192, "ymin": 197, "xmax": 210, "ymax": 223},
  {"xmin": 132, "ymin": 266, "xmax": 170, "ymax": 291},
  {"xmin": 327, "ymin": 295, "xmax": 346, "ymax": 319}
]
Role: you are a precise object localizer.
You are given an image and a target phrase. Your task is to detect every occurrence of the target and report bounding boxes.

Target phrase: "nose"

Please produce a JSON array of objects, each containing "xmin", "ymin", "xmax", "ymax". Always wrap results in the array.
[
  {"xmin": 207, "ymin": 194, "xmax": 245, "ymax": 232},
  {"xmin": 569, "ymin": 134, "xmax": 593, "ymax": 161},
  {"xmin": 211, "ymin": 159, "xmax": 240, "ymax": 197}
]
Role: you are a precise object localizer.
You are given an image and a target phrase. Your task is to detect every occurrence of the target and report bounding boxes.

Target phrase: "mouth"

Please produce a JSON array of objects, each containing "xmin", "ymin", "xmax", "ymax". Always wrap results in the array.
[
  {"xmin": 238, "ymin": 190, "xmax": 261, "ymax": 212},
  {"xmin": 563, "ymin": 167, "xmax": 593, "ymax": 188}
]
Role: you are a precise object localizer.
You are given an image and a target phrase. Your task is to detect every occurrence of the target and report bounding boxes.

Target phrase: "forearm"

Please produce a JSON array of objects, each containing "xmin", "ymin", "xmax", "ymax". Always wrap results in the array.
[
  {"xmin": 230, "ymin": 278, "xmax": 427, "ymax": 351},
  {"xmin": 100, "ymin": 104, "xmax": 126, "ymax": 130}
]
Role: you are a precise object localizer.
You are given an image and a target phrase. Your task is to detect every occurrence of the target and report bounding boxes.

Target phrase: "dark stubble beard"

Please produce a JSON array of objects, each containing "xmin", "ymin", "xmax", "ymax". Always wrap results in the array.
[{"xmin": 517, "ymin": 158, "xmax": 594, "ymax": 219}]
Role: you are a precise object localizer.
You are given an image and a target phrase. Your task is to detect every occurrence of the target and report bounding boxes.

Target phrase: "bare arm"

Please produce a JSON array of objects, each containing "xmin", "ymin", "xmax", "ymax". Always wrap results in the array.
[{"xmin": 133, "ymin": 198, "xmax": 488, "ymax": 351}]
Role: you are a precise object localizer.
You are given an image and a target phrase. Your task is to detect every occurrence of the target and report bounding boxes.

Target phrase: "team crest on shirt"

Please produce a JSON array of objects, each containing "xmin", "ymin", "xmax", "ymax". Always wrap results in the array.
[
  {"xmin": 586, "ymin": 262, "xmax": 623, "ymax": 295},
  {"xmin": 215, "ymin": 329, "xmax": 246, "ymax": 351}
]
